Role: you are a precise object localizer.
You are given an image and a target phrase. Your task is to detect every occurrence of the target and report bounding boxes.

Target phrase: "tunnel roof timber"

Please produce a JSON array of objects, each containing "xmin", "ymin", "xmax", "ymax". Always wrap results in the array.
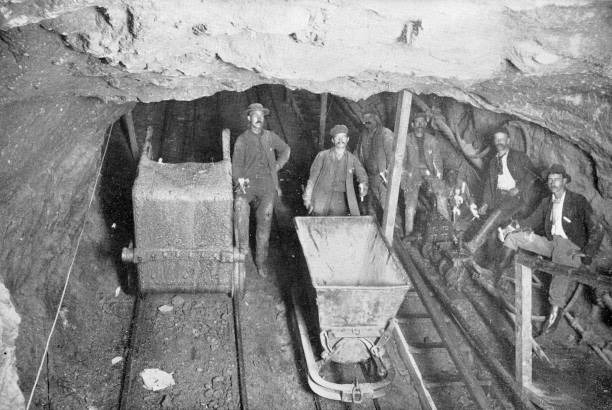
[{"xmin": 0, "ymin": 0, "xmax": 611, "ymax": 196}]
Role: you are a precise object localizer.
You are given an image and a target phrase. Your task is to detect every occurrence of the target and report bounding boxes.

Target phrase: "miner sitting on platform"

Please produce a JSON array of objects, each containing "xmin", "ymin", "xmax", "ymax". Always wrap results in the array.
[
  {"xmin": 303, "ymin": 124, "xmax": 368, "ymax": 216},
  {"xmin": 232, "ymin": 103, "xmax": 291, "ymax": 278},
  {"xmin": 500, "ymin": 164, "xmax": 603, "ymax": 336},
  {"xmin": 401, "ymin": 112, "xmax": 448, "ymax": 238},
  {"xmin": 476, "ymin": 129, "xmax": 540, "ymax": 265}
]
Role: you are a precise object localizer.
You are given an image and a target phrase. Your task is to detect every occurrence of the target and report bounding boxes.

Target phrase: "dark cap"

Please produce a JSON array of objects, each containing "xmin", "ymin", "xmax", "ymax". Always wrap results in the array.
[
  {"xmin": 546, "ymin": 164, "xmax": 571, "ymax": 183},
  {"xmin": 492, "ymin": 128, "xmax": 509, "ymax": 138},
  {"xmin": 412, "ymin": 112, "xmax": 427, "ymax": 121},
  {"xmin": 245, "ymin": 103, "xmax": 270, "ymax": 116},
  {"xmin": 330, "ymin": 124, "xmax": 349, "ymax": 137}
]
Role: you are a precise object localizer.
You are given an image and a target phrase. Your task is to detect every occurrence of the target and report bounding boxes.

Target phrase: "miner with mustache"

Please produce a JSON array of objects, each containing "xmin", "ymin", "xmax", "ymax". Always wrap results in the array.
[
  {"xmin": 501, "ymin": 165, "xmax": 603, "ymax": 336},
  {"xmin": 478, "ymin": 129, "xmax": 540, "ymax": 269},
  {"xmin": 303, "ymin": 124, "xmax": 368, "ymax": 216},
  {"xmin": 232, "ymin": 103, "xmax": 290, "ymax": 278}
]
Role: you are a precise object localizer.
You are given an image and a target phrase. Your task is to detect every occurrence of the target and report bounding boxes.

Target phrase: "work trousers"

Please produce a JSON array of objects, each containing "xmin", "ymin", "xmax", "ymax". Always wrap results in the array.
[
  {"xmin": 312, "ymin": 191, "xmax": 348, "ymax": 216},
  {"xmin": 366, "ymin": 175, "xmax": 387, "ymax": 216},
  {"xmin": 504, "ymin": 233, "xmax": 581, "ymax": 307},
  {"xmin": 483, "ymin": 193, "xmax": 523, "ymax": 259},
  {"xmin": 402, "ymin": 172, "xmax": 448, "ymax": 235},
  {"xmin": 234, "ymin": 176, "xmax": 276, "ymax": 267}
]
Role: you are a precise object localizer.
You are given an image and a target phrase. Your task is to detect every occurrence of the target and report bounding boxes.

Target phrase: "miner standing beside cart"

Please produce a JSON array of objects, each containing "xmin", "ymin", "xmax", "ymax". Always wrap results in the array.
[
  {"xmin": 303, "ymin": 124, "xmax": 368, "ymax": 216},
  {"xmin": 232, "ymin": 103, "xmax": 291, "ymax": 278}
]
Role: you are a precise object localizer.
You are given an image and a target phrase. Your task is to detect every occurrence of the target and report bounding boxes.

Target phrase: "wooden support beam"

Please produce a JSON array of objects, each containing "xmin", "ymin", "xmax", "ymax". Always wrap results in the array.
[
  {"xmin": 318, "ymin": 93, "xmax": 328, "ymax": 149},
  {"xmin": 392, "ymin": 239, "xmax": 492, "ymax": 409},
  {"xmin": 516, "ymin": 252, "xmax": 612, "ymax": 291},
  {"xmin": 382, "ymin": 90, "xmax": 412, "ymax": 243},
  {"xmin": 390, "ymin": 319, "xmax": 437, "ymax": 410},
  {"xmin": 400, "ymin": 243, "xmax": 538, "ymax": 410},
  {"xmin": 122, "ymin": 110, "xmax": 139, "ymax": 160},
  {"xmin": 515, "ymin": 261, "xmax": 533, "ymax": 393}
]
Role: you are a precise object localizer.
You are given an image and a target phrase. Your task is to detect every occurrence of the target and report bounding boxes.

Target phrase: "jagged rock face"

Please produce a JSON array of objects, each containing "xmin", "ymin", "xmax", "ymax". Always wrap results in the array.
[
  {"xmin": 0, "ymin": 0, "xmax": 610, "ymax": 199},
  {"xmin": 0, "ymin": 283, "xmax": 23, "ymax": 410},
  {"xmin": 0, "ymin": 2, "xmax": 611, "ymax": 405}
]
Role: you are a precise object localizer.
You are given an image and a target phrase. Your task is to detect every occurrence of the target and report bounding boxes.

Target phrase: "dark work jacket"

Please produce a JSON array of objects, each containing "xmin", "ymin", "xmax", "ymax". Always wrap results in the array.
[
  {"xmin": 304, "ymin": 149, "xmax": 368, "ymax": 216},
  {"xmin": 482, "ymin": 149, "xmax": 538, "ymax": 213},
  {"xmin": 355, "ymin": 125, "xmax": 394, "ymax": 176},
  {"xmin": 232, "ymin": 129, "xmax": 290, "ymax": 191},
  {"xmin": 520, "ymin": 190, "xmax": 603, "ymax": 257}
]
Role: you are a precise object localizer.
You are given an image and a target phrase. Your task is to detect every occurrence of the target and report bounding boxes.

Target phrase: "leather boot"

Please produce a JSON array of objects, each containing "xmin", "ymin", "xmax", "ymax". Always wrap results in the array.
[{"xmin": 540, "ymin": 305, "xmax": 563, "ymax": 336}]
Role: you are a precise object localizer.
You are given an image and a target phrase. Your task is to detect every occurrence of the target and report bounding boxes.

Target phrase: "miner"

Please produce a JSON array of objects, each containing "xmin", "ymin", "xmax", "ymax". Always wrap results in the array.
[
  {"xmin": 232, "ymin": 103, "xmax": 291, "ymax": 278},
  {"xmin": 303, "ymin": 124, "xmax": 368, "ymax": 216},
  {"xmin": 401, "ymin": 112, "xmax": 448, "ymax": 237},
  {"xmin": 354, "ymin": 112, "xmax": 394, "ymax": 214},
  {"xmin": 501, "ymin": 164, "xmax": 603, "ymax": 336},
  {"xmin": 476, "ymin": 129, "xmax": 540, "ymax": 266}
]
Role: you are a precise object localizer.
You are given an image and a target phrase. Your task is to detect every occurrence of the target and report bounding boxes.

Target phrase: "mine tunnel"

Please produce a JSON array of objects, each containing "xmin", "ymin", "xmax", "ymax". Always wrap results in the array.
[{"xmin": 1, "ymin": 2, "xmax": 612, "ymax": 410}]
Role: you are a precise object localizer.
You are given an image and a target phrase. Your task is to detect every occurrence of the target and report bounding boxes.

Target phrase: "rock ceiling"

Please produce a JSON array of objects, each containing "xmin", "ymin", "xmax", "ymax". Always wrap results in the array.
[{"xmin": 1, "ymin": 0, "xmax": 611, "ymax": 197}]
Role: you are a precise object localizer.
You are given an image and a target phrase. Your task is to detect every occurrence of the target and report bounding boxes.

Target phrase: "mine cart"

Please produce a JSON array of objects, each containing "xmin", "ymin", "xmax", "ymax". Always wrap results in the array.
[
  {"xmin": 121, "ymin": 130, "xmax": 245, "ymax": 296},
  {"xmin": 293, "ymin": 216, "xmax": 414, "ymax": 403}
]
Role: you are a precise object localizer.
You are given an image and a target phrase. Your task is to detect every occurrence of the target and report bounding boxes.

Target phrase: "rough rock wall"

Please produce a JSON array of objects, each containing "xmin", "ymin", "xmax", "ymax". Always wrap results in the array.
[
  {"xmin": 0, "ymin": 96, "xmax": 131, "ymax": 407},
  {"xmin": 0, "ymin": 1, "xmax": 610, "ymax": 201},
  {"xmin": 0, "ymin": 283, "xmax": 23, "ymax": 410}
]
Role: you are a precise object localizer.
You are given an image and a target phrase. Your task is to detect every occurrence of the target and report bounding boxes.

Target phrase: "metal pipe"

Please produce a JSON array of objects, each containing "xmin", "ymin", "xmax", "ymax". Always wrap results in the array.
[{"xmin": 466, "ymin": 208, "xmax": 502, "ymax": 253}]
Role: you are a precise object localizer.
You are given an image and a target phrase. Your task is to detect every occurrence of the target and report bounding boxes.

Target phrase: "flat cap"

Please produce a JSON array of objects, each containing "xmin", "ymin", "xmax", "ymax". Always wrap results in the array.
[
  {"xmin": 245, "ymin": 103, "xmax": 270, "ymax": 116},
  {"xmin": 330, "ymin": 124, "xmax": 348, "ymax": 137},
  {"xmin": 412, "ymin": 112, "xmax": 428, "ymax": 121}
]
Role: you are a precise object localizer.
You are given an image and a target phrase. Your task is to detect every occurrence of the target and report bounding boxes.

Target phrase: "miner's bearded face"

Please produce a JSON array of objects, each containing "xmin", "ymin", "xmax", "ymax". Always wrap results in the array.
[
  {"xmin": 547, "ymin": 173, "xmax": 567, "ymax": 196},
  {"xmin": 493, "ymin": 132, "xmax": 509, "ymax": 154},
  {"xmin": 363, "ymin": 114, "xmax": 377, "ymax": 132}
]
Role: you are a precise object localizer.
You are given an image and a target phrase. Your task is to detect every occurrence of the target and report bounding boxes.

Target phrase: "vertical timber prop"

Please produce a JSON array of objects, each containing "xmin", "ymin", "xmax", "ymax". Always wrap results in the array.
[
  {"xmin": 515, "ymin": 261, "xmax": 533, "ymax": 399},
  {"xmin": 318, "ymin": 92, "xmax": 328, "ymax": 149},
  {"xmin": 122, "ymin": 110, "xmax": 140, "ymax": 160},
  {"xmin": 382, "ymin": 90, "xmax": 412, "ymax": 244}
]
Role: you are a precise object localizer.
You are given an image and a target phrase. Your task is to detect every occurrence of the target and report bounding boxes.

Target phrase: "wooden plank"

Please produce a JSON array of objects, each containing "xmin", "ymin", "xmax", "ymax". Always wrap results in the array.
[
  {"xmin": 122, "ymin": 110, "xmax": 139, "ymax": 160},
  {"xmin": 515, "ymin": 261, "xmax": 533, "ymax": 393},
  {"xmin": 318, "ymin": 92, "xmax": 328, "ymax": 149},
  {"xmin": 389, "ymin": 237, "xmax": 492, "ymax": 410},
  {"xmin": 516, "ymin": 252, "xmax": 612, "ymax": 291},
  {"xmin": 391, "ymin": 319, "xmax": 437, "ymax": 410},
  {"xmin": 397, "ymin": 241, "xmax": 538, "ymax": 410},
  {"xmin": 382, "ymin": 90, "xmax": 412, "ymax": 243}
]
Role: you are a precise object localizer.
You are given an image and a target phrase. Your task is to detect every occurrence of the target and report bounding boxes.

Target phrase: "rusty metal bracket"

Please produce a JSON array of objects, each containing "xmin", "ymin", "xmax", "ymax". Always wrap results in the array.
[{"xmin": 121, "ymin": 246, "xmax": 246, "ymax": 264}]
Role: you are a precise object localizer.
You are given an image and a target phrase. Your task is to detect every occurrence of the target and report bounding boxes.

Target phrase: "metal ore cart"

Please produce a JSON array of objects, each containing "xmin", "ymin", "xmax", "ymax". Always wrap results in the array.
[{"xmin": 293, "ymin": 216, "xmax": 416, "ymax": 403}]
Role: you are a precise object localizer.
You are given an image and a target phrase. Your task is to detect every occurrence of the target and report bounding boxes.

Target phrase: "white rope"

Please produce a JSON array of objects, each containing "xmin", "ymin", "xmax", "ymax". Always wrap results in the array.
[{"xmin": 26, "ymin": 123, "xmax": 115, "ymax": 409}]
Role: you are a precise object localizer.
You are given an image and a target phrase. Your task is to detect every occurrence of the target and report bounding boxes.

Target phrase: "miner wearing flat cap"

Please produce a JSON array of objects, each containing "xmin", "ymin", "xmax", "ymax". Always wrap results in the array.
[
  {"xmin": 501, "ymin": 164, "xmax": 603, "ymax": 336},
  {"xmin": 303, "ymin": 124, "xmax": 368, "ymax": 216},
  {"xmin": 232, "ymin": 103, "xmax": 291, "ymax": 278}
]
